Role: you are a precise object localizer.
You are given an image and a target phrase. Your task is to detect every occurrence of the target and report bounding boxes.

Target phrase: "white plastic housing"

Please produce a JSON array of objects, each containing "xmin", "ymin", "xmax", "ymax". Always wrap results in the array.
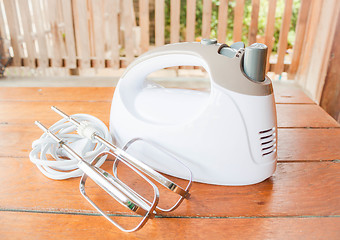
[{"xmin": 110, "ymin": 42, "xmax": 277, "ymax": 185}]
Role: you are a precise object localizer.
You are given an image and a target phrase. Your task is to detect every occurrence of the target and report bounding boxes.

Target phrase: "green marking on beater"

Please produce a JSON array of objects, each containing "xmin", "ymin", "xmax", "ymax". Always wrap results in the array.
[{"xmin": 127, "ymin": 201, "xmax": 135, "ymax": 211}]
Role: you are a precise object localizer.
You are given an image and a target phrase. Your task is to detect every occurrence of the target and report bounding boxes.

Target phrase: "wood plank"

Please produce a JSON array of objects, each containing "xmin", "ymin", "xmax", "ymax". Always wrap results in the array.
[
  {"xmin": 91, "ymin": 0, "xmax": 105, "ymax": 68},
  {"xmin": 274, "ymin": 0, "xmax": 293, "ymax": 75},
  {"xmin": 155, "ymin": 0, "xmax": 165, "ymax": 46},
  {"xmin": 248, "ymin": 0, "xmax": 260, "ymax": 44},
  {"xmin": 299, "ymin": 0, "xmax": 340, "ymax": 102},
  {"xmin": 0, "ymin": 158, "xmax": 339, "ymax": 218},
  {"xmin": 217, "ymin": 0, "xmax": 228, "ymax": 43},
  {"xmin": 0, "ymin": 84, "xmax": 313, "ymax": 104},
  {"xmin": 105, "ymin": 0, "xmax": 120, "ymax": 69},
  {"xmin": 72, "ymin": 0, "xmax": 91, "ymax": 68},
  {"xmin": 287, "ymin": 0, "xmax": 310, "ymax": 78},
  {"xmin": 0, "ymin": 87, "xmax": 114, "ymax": 102},
  {"xmin": 170, "ymin": 0, "xmax": 180, "ymax": 70},
  {"xmin": 0, "ymin": 101, "xmax": 338, "ymax": 128},
  {"xmin": 0, "ymin": 102, "xmax": 111, "ymax": 126},
  {"xmin": 17, "ymin": 0, "xmax": 36, "ymax": 68},
  {"xmin": 278, "ymin": 129, "xmax": 340, "ymax": 161},
  {"xmin": 273, "ymin": 81, "xmax": 315, "ymax": 104},
  {"xmin": 87, "ymin": 0, "xmax": 95, "ymax": 59},
  {"xmin": 276, "ymin": 104, "xmax": 340, "ymax": 128},
  {"xmin": 122, "ymin": 0, "xmax": 135, "ymax": 64},
  {"xmin": 233, "ymin": 0, "xmax": 245, "ymax": 42},
  {"xmin": 139, "ymin": 0, "xmax": 149, "ymax": 53},
  {"xmin": 0, "ymin": 212, "xmax": 339, "ymax": 240},
  {"xmin": 295, "ymin": 0, "xmax": 323, "ymax": 87},
  {"xmin": 183, "ymin": 0, "xmax": 196, "ymax": 69},
  {"xmin": 0, "ymin": 126, "xmax": 40, "ymax": 158},
  {"xmin": 3, "ymin": 0, "xmax": 22, "ymax": 66},
  {"xmin": 46, "ymin": 0, "xmax": 63, "ymax": 68},
  {"xmin": 320, "ymin": 11, "xmax": 340, "ymax": 123},
  {"xmin": 264, "ymin": 0, "xmax": 277, "ymax": 72},
  {"xmin": 0, "ymin": 126, "xmax": 339, "ymax": 161},
  {"xmin": 170, "ymin": 0, "xmax": 180, "ymax": 43},
  {"xmin": 61, "ymin": 0, "xmax": 77, "ymax": 69},
  {"xmin": 185, "ymin": 0, "xmax": 196, "ymax": 42},
  {"xmin": 202, "ymin": 0, "xmax": 212, "ymax": 39},
  {"xmin": 0, "ymin": 1, "xmax": 7, "ymax": 41}
]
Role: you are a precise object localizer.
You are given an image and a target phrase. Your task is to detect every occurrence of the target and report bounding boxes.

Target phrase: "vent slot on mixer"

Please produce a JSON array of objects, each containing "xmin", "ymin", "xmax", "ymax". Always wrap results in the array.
[{"xmin": 259, "ymin": 127, "xmax": 276, "ymax": 156}]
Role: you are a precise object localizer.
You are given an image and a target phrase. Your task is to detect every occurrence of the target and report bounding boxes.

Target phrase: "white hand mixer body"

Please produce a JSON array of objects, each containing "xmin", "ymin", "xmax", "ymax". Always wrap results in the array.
[{"xmin": 110, "ymin": 41, "xmax": 277, "ymax": 186}]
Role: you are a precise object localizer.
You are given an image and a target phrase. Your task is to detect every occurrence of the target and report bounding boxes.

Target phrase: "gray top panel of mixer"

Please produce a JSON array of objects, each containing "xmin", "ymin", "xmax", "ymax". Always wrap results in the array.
[{"xmin": 123, "ymin": 42, "xmax": 273, "ymax": 96}]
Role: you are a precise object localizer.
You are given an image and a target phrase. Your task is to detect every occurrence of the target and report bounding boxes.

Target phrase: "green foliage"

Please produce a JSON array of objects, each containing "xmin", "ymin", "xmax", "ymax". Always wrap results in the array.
[{"xmin": 163, "ymin": 0, "xmax": 300, "ymax": 53}]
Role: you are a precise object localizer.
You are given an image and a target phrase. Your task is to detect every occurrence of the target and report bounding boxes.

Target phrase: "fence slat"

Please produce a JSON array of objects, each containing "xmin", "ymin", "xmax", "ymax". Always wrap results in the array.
[
  {"xmin": 297, "ymin": 0, "xmax": 322, "ymax": 83},
  {"xmin": 139, "ymin": 0, "xmax": 149, "ymax": 52},
  {"xmin": 17, "ymin": 0, "xmax": 36, "ymax": 67},
  {"xmin": 184, "ymin": 0, "xmax": 196, "ymax": 69},
  {"xmin": 288, "ymin": 0, "xmax": 310, "ymax": 78},
  {"xmin": 217, "ymin": 0, "xmax": 228, "ymax": 43},
  {"xmin": 249, "ymin": 0, "xmax": 260, "ymax": 44},
  {"xmin": 306, "ymin": 0, "xmax": 340, "ymax": 101},
  {"xmin": 91, "ymin": 0, "xmax": 105, "ymax": 68},
  {"xmin": 123, "ymin": 0, "xmax": 134, "ymax": 64},
  {"xmin": 155, "ymin": 0, "xmax": 164, "ymax": 46},
  {"xmin": 30, "ymin": 0, "xmax": 49, "ymax": 68},
  {"xmin": 3, "ymin": 0, "xmax": 22, "ymax": 66},
  {"xmin": 186, "ymin": 0, "xmax": 196, "ymax": 42},
  {"xmin": 296, "ymin": 0, "xmax": 340, "ymax": 102},
  {"xmin": 296, "ymin": 1, "xmax": 324, "ymax": 87},
  {"xmin": 202, "ymin": 0, "xmax": 212, "ymax": 39},
  {"xmin": 275, "ymin": 0, "xmax": 293, "ymax": 74},
  {"xmin": 0, "ymin": 1, "xmax": 11, "ymax": 61},
  {"xmin": 170, "ymin": 0, "xmax": 180, "ymax": 43},
  {"xmin": 264, "ymin": 0, "xmax": 277, "ymax": 72},
  {"xmin": 72, "ymin": 0, "xmax": 90, "ymax": 68},
  {"xmin": 46, "ymin": 0, "xmax": 63, "ymax": 67},
  {"xmin": 61, "ymin": 0, "xmax": 77, "ymax": 69},
  {"xmin": 106, "ymin": 0, "xmax": 120, "ymax": 69},
  {"xmin": 0, "ymin": 1, "xmax": 6, "ymax": 39},
  {"xmin": 233, "ymin": 0, "xmax": 245, "ymax": 42}
]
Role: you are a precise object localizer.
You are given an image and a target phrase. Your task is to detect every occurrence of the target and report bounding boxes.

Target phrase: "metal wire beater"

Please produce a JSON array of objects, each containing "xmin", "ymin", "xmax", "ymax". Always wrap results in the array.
[{"xmin": 31, "ymin": 106, "xmax": 192, "ymax": 232}]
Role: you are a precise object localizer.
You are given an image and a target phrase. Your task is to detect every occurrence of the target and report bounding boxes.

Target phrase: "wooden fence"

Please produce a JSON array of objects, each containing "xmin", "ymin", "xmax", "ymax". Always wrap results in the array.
[{"xmin": 0, "ymin": 0, "xmax": 316, "ymax": 76}]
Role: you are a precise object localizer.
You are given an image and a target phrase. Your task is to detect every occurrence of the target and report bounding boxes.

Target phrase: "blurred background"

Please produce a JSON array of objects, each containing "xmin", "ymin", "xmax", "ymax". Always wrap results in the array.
[{"xmin": 0, "ymin": 0, "xmax": 339, "ymax": 122}]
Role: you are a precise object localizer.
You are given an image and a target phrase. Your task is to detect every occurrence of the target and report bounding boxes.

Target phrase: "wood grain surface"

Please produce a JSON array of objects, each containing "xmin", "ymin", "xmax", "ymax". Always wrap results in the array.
[
  {"xmin": 0, "ymin": 126, "xmax": 339, "ymax": 161},
  {"xmin": 277, "ymin": 129, "xmax": 340, "ymax": 161},
  {"xmin": 276, "ymin": 104, "xmax": 340, "ymax": 128},
  {"xmin": 273, "ymin": 82, "xmax": 315, "ymax": 104},
  {"xmin": 0, "ymin": 158, "xmax": 339, "ymax": 217},
  {"xmin": 0, "ymin": 85, "xmax": 313, "ymax": 104},
  {"xmin": 0, "ymin": 212, "xmax": 339, "ymax": 240},
  {"xmin": 0, "ymin": 84, "xmax": 339, "ymax": 239},
  {"xmin": 0, "ymin": 101, "xmax": 338, "ymax": 128}
]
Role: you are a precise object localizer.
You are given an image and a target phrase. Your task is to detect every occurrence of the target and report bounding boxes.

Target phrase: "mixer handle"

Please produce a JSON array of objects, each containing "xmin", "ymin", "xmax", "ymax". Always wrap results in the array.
[
  {"xmin": 116, "ymin": 42, "xmax": 272, "ymax": 98},
  {"xmin": 118, "ymin": 42, "xmax": 212, "ymax": 93}
]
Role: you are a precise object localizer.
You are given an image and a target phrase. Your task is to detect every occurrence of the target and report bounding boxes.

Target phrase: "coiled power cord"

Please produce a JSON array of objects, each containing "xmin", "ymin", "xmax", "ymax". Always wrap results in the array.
[{"xmin": 29, "ymin": 114, "xmax": 112, "ymax": 180}]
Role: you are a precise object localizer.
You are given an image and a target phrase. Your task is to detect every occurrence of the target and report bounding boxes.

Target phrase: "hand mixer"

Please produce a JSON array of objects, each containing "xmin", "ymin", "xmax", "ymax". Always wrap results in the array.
[
  {"xmin": 30, "ymin": 39, "xmax": 277, "ymax": 232},
  {"xmin": 110, "ymin": 40, "xmax": 278, "ymax": 185}
]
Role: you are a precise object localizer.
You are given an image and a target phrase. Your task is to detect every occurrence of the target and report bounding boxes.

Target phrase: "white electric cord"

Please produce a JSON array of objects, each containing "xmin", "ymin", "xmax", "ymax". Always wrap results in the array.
[{"xmin": 29, "ymin": 114, "xmax": 112, "ymax": 180}]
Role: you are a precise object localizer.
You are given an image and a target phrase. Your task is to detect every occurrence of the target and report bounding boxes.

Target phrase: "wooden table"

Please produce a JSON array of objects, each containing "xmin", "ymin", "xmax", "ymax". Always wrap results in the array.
[{"xmin": 0, "ymin": 83, "xmax": 339, "ymax": 239}]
